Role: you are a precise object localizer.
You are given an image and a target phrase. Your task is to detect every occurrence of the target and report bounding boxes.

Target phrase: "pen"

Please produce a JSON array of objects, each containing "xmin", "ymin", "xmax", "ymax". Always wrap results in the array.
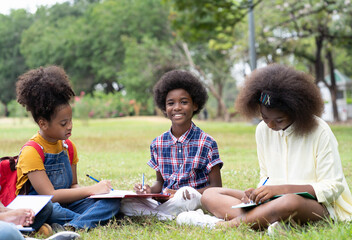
[
  {"xmin": 86, "ymin": 174, "xmax": 114, "ymax": 190},
  {"xmin": 142, "ymin": 173, "xmax": 145, "ymax": 188},
  {"xmin": 262, "ymin": 177, "xmax": 269, "ymax": 186}
]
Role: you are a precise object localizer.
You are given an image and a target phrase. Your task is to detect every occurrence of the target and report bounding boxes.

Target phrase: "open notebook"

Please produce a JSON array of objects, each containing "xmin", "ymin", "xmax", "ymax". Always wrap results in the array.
[
  {"xmin": 232, "ymin": 192, "xmax": 316, "ymax": 209},
  {"xmin": 89, "ymin": 190, "xmax": 169, "ymax": 199}
]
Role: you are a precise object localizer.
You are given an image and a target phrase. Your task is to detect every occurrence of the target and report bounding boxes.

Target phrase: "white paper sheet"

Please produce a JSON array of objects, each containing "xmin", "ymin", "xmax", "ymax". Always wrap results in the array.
[
  {"xmin": 91, "ymin": 190, "xmax": 136, "ymax": 198},
  {"xmin": 7, "ymin": 195, "xmax": 53, "ymax": 215},
  {"xmin": 7, "ymin": 195, "xmax": 53, "ymax": 232},
  {"xmin": 231, "ymin": 201, "xmax": 257, "ymax": 208}
]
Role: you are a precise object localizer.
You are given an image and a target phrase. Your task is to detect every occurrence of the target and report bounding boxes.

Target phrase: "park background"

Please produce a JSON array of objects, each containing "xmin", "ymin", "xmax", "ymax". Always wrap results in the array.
[
  {"xmin": 1, "ymin": 0, "xmax": 352, "ymax": 239},
  {"xmin": 1, "ymin": 0, "xmax": 352, "ymax": 122}
]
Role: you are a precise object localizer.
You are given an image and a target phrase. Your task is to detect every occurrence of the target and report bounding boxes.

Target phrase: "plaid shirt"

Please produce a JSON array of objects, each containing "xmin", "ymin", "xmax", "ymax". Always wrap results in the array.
[{"xmin": 148, "ymin": 122, "xmax": 223, "ymax": 192}]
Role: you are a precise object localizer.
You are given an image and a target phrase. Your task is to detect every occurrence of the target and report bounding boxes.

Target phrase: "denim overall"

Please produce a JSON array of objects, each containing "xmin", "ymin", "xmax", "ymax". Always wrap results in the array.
[{"xmin": 29, "ymin": 148, "xmax": 120, "ymax": 229}]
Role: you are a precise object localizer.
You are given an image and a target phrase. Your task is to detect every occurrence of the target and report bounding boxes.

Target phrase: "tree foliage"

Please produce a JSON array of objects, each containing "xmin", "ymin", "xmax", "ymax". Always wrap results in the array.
[
  {"xmin": 170, "ymin": 0, "xmax": 262, "ymax": 50},
  {"xmin": 20, "ymin": 0, "xmax": 171, "ymax": 95},
  {"xmin": 0, "ymin": 10, "xmax": 33, "ymax": 114},
  {"xmin": 168, "ymin": 0, "xmax": 260, "ymax": 119},
  {"xmin": 1, "ymin": 0, "xmax": 352, "ymax": 121},
  {"xmin": 120, "ymin": 36, "xmax": 184, "ymax": 104}
]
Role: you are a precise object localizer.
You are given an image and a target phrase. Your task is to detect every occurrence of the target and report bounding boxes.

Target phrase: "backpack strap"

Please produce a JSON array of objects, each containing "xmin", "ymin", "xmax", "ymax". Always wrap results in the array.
[
  {"xmin": 21, "ymin": 140, "xmax": 73, "ymax": 165},
  {"xmin": 17, "ymin": 141, "xmax": 45, "ymax": 196},
  {"xmin": 17, "ymin": 140, "xmax": 73, "ymax": 196},
  {"xmin": 21, "ymin": 141, "xmax": 45, "ymax": 162},
  {"xmin": 63, "ymin": 139, "xmax": 74, "ymax": 165}
]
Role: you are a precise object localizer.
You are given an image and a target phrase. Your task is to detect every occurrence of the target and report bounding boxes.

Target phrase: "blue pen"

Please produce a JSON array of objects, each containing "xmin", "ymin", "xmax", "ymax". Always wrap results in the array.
[
  {"xmin": 86, "ymin": 174, "xmax": 114, "ymax": 190},
  {"xmin": 262, "ymin": 177, "xmax": 269, "ymax": 186}
]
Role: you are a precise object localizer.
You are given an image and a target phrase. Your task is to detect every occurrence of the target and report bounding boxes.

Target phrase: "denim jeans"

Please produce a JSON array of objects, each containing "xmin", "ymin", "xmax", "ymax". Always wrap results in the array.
[
  {"xmin": 0, "ymin": 221, "xmax": 25, "ymax": 240},
  {"xmin": 29, "ymin": 149, "xmax": 120, "ymax": 229},
  {"xmin": 30, "ymin": 201, "xmax": 53, "ymax": 231},
  {"xmin": 49, "ymin": 198, "xmax": 121, "ymax": 229}
]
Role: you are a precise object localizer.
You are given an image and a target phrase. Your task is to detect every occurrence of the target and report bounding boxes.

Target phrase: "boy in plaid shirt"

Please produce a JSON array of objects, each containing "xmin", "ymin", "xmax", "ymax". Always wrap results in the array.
[{"xmin": 121, "ymin": 70, "xmax": 223, "ymax": 219}]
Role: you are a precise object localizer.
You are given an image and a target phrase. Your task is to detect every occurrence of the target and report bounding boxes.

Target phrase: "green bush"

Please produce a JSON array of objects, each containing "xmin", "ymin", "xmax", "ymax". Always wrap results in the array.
[
  {"xmin": 72, "ymin": 91, "xmax": 154, "ymax": 119},
  {"xmin": 7, "ymin": 100, "xmax": 28, "ymax": 118},
  {"xmin": 4, "ymin": 92, "xmax": 155, "ymax": 119}
]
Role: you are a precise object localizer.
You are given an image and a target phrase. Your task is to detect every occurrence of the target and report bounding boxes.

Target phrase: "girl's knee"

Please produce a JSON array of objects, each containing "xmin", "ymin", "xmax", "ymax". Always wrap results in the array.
[
  {"xmin": 202, "ymin": 188, "xmax": 213, "ymax": 201},
  {"xmin": 271, "ymin": 194, "xmax": 326, "ymax": 223},
  {"xmin": 276, "ymin": 194, "xmax": 304, "ymax": 214}
]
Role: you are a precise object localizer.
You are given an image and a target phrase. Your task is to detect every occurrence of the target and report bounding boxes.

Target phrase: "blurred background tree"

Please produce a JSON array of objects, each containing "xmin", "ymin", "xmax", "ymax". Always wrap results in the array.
[
  {"xmin": 0, "ymin": 0, "xmax": 351, "ymax": 120},
  {"xmin": 0, "ymin": 10, "xmax": 33, "ymax": 116}
]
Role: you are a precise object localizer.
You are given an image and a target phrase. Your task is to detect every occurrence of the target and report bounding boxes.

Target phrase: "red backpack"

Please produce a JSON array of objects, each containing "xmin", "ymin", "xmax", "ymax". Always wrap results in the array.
[{"xmin": 0, "ymin": 139, "xmax": 73, "ymax": 206}]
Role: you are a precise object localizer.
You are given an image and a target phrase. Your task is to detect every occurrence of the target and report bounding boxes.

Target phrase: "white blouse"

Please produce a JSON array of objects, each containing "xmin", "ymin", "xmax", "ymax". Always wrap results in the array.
[{"xmin": 256, "ymin": 116, "xmax": 352, "ymax": 221}]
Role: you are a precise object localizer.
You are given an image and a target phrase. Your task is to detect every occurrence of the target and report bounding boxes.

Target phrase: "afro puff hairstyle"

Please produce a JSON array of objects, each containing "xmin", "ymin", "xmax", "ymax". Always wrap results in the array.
[
  {"xmin": 235, "ymin": 64, "xmax": 324, "ymax": 135},
  {"xmin": 153, "ymin": 70, "xmax": 208, "ymax": 115},
  {"xmin": 16, "ymin": 66, "xmax": 75, "ymax": 123}
]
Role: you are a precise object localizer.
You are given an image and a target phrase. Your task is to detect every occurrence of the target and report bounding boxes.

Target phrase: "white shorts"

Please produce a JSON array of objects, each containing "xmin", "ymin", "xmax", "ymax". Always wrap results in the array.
[{"xmin": 120, "ymin": 186, "xmax": 202, "ymax": 220}]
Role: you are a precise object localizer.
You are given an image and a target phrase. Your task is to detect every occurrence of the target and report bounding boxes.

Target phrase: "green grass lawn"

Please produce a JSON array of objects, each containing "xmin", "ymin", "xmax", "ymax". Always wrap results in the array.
[{"xmin": 1, "ymin": 116, "xmax": 352, "ymax": 239}]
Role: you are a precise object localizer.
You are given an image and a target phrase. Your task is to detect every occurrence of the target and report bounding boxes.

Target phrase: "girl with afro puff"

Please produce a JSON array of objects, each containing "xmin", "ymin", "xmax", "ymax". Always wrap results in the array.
[
  {"xmin": 120, "ymin": 70, "xmax": 223, "ymax": 220},
  {"xmin": 15, "ymin": 66, "xmax": 120, "ymax": 230},
  {"xmin": 181, "ymin": 64, "xmax": 352, "ymax": 231}
]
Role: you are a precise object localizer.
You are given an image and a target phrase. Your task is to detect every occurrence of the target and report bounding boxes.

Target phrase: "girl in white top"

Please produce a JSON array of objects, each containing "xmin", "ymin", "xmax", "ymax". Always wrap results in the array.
[{"xmin": 200, "ymin": 64, "xmax": 352, "ymax": 229}]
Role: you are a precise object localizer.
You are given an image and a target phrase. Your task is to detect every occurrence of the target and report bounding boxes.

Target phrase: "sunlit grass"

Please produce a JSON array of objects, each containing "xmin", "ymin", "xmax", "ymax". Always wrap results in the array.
[{"xmin": 1, "ymin": 116, "xmax": 351, "ymax": 239}]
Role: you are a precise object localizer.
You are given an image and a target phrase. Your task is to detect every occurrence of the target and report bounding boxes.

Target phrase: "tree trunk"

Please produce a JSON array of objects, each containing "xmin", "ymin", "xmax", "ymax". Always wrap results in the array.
[
  {"xmin": 206, "ymin": 83, "xmax": 229, "ymax": 121},
  {"xmin": 181, "ymin": 42, "xmax": 229, "ymax": 121},
  {"xmin": 216, "ymin": 82, "xmax": 223, "ymax": 118},
  {"xmin": 4, "ymin": 103, "xmax": 9, "ymax": 117},
  {"xmin": 314, "ymin": 36, "xmax": 325, "ymax": 84},
  {"xmin": 104, "ymin": 81, "xmax": 115, "ymax": 93},
  {"xmin": 326, "ymin": 50, "xmax": 339, "ymax": 122}
]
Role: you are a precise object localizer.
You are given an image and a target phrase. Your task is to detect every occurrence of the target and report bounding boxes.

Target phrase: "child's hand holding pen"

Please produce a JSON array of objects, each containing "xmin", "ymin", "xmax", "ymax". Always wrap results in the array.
[
  {"xmin": 241, "ymin": 188, "xmax": 255, "ymax": 204},
  {"xmin": 134, "ymin": 183, "xmax": 151, "ymax": 194},
  {"xmin": 134, "ymin": 173, "xmax": 152, "ymax": 194},
  {"xmin": 90, "ymin": 180, "xmax": 113, "ymax": 195},
  {"xmin": 86, "ymin": 174, "xmax": 114, "ymax": 195},
  {"xmin": 241, "ymin": 177, "xmax": 269, "ymax": 204}
]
